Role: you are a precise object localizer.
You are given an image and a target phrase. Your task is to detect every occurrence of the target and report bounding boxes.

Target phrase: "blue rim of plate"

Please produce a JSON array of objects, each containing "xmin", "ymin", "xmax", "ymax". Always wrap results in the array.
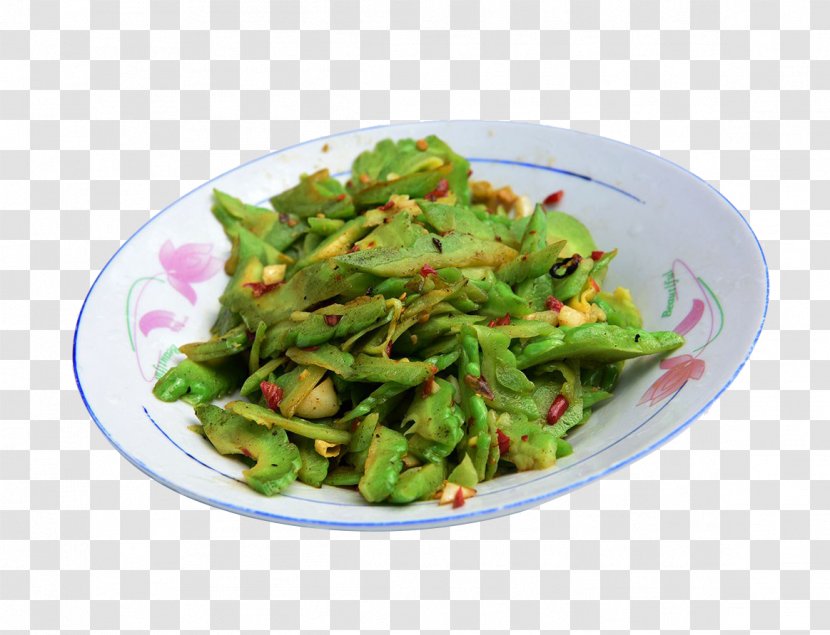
[{"xmin": 73, "ymin": 121, "xmax": 769, "ymax": 530}]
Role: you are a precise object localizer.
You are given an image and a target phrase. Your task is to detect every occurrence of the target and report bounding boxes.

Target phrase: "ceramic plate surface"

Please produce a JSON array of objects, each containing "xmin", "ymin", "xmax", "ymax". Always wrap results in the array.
[{"xmin": 74, "ymin": 121, "xmax": 768, "ymax": 530}]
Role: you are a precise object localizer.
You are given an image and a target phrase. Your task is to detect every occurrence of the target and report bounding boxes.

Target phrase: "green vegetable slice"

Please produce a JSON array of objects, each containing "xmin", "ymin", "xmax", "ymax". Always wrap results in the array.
[
  {"xmin": 359, "ymin": 426, "xmax": 408, "ymax": 502},
  {"xmin": 196, "ymin": 404, "xmax": 301, "ymax": 496}
]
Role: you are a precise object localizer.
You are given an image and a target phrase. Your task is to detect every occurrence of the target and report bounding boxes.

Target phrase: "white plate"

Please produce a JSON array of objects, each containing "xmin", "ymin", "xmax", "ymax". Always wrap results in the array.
[{"xmin": 74, "ymin": 121, "xmax": 768, "ymax": 530}]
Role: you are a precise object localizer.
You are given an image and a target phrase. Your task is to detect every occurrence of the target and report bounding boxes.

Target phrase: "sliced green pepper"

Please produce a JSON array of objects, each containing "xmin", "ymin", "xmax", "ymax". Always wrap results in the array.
[
  {"xmin": 295, "ymin": 437, "xmax": 329, "ymax": 487},
  {"xmin": 293, "ymin": 216, "xmax": 371, "ymax": 270},
  {"xmin": 418, "ymin": 201, "xmax": 496, "ymax": 241},
  {"xmin": 226, "ymin": 401, "xmax": 352, "ymax": 445},
  {"xmin": 153, "ymin": 357, "xmax": 245, "ymax": 405},
  {"xmin": 355, "ymin": 209, "xmax": 426, "ymax": 250},
  {"xmin": 458, "ymin": 326, "xmax": 490, "ymax": 480},
  {"xmin": 335, "ymin": 233, "xmax": 518, "ymax": 278},
  {"xmin": 348, "ymin": 412, "xmax": 379, "ymax": 454},
  {"xmin": 402, "ymin": 378, "xmax": 465, "ymax": 461},
  {"xmin": 261, "ymin": 295, "xmax": 388, "ymax": 356},
  {"xmin": 497, "ymin": 414, "xmax": 559, "ymax": 471},
  {"xmin": 358, "ymin": 426, "xmax": 407, "ymax": 502},
  {"xmin": 337, "ymin": 382, "xmax": 409, "ymax": 424},
  {"xmin": 515, "ymin": 323, "xmax": 684, "ymax": 368},
  {"xmin": 307, "ymin": 217, "xmax": 345, "ymax": 236},
  {"xmin": 240, "ymin": 357, "xmax": 287, "ymax": 396},
  {"xmin": 496, "ymin": 241, "xmax": 565, "ymax": 287},
  {"xmin": 286, "ymin": 345, "xmax": 355, "ymax": 378},
  {"xmin": 179, "ymin": 323, "xmax": 250, "ymax": 362},
  {"xmin": 473, "ymin": 325, "xmax": 539, "ymax": 421},
  {"xmin": 213, "ymin": 189, "xmax": 307, "ymax": 252},
  {"xmin": 475, "ymin": 273, "xmax": 532, "ymax": 317},
  {"xmin": 542, "ymin": 361, "xmax": 584, "ymax": 438},
  {"xmin": 350, "ymin": 354, "xmax": 435, "ymax": 386},
  {"xmin": 270, "ymin": 169, "xmax": 355, "ymax": 219},
  {"xmin": 390, "ymin": 462, "xmax": 446, "ymax": 504},
  {"xmin": 324, "ymin": 466, "xmax": 362, "ymax": 486},
  {"xmin": 447, "ymin": 454, "xmax": 478, "ymax": 488},
  {"xmin": 248, "ymin": 322, "xmax": 267, "ymax": 373},
  {"xmin": 196, "ymin": 404, "xmax": 301, "ymax": 496}
]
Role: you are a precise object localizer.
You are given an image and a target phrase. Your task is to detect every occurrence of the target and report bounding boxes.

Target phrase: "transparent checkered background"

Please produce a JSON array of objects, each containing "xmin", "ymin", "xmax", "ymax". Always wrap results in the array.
[{"xmin": 1, "ymin": 0, "xmax": 828, "ymax": 632}]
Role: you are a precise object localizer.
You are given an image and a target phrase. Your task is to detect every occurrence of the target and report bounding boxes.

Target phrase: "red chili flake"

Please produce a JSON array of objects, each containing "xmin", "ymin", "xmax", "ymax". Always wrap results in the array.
[
  {"xmin": 464, "ymin": 374, "xmax": 495, "ymax": 401},
  {"xmin": 591, "ymin": 250, "xmax": 605, "ymax": 261},
  {"xmin": 385, "ymin": 341, "xmax": 393, "ymax": 357},
  {"xmin": 348, "ymin": 244, "xmax": 360, "ymax": 253},
  {"xmin": 424, "ymin": 179, "xmax": 450, "ymax": 201},
  {"xmin": 336, "ymin": 193, "xmax": 346, "ymax": 201},
  {"xmin": 545, "ymin": 296, "xmax": 564, "ymax": 312},
  {"xmin": 379, "ymin": 199, "xmax": 395, "ymax": 211},
  {"xmin": 260, "ymin": 381, "xmax": 284, "ymax": 410},
  {"xmin": 466, "ymin": 169, "xmax": 472, "ymax": 177},
  {"xmin": 589, "ymin": 277, "xmax": 600, "ymax": 293},
  {"xmin": 521, "ymin": 434, "xmax": 529, "ymax": 442},
  {"xmin": 543, "ymin": 190, "xmax": 564, "ymax": 206},
  {"xmin": 324, "ymin": 315, "xmax": 342, "ymax": 326},
  {"xmin": 452, "ymin": 486, "xmax": 466, "ymax": 508},
  {"xmin": 421, "ymin": 375, "xmax": 435, "ymax": 399},
  {"xmin": 547, "ymin": 394, "xmax": 569, "ymax": 425},
  {"xmin": 346, "ymin": 179, "xmax": 353, "ymax": 189},
  {"xmin": 301, "ymin": 345, "xmax": 319, "ymax": 351},
  {"xmin": 244, "ymin": 281, "xmax": 281, "ymax": 298},
  {"xmin": 488, "ymin": 314, "xmax": 510, "ymax": 328},
  {"xmin": 240, "ymin": 447, "xmax": 254, "ymax": 459},
  {"xmin": 416, "ymin": 138, "xmax": 429, "ymax": 151},
  {"xmin": 496, "ymin": 429, "xmax": 510, "ymax": 455},
  {"xmin": 420, "ymin": 263, "xmax": 437, "ymax": 277},
  {"xmin": 359, "ymin": 173, "xmax": 371, "ymax": 184}
]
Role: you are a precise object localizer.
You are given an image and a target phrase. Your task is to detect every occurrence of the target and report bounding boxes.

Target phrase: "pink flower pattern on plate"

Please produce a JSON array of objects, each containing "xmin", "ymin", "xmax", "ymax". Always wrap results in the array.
[
  {"xmin": 159, "ymin": 240, "xmax": 223, "ymax": 305},
  {"xmin": 639, "ymin": 355, "xmax": 706, "ymax": 406},
  {"xmin": 639, "ymin": 261, "xmax": 724, "ymax": 407},
  {"xmin": 139, "ymin": 310, "xmax": 187, "ymax": 337}
]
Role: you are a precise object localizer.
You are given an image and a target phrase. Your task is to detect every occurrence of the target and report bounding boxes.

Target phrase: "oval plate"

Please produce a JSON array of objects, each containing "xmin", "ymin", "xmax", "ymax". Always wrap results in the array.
[{"xmin": 74, "ymin": 122, "xmax": 767, "ymax": 530}]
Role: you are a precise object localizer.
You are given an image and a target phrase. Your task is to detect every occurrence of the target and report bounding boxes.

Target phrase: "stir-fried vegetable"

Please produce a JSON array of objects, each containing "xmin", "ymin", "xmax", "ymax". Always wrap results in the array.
[{"xmin": 155, "ymin": 135, "xmax": 685, "ymax": 505}]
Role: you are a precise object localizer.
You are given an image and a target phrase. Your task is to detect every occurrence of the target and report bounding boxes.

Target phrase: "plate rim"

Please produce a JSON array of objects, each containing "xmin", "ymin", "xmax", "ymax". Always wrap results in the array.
[{"xmin": 73, "ymin": 120, "xmax": 769, "ymax": 530}]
